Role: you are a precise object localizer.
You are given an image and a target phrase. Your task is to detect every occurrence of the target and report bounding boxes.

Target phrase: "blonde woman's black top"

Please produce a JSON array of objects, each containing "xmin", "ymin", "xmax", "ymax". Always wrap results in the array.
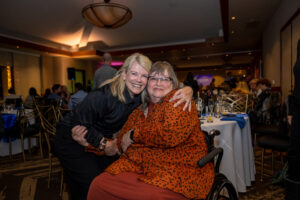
[{"xmin": 55, "ymin": 84, "xmax": 141, "ymax": 147}]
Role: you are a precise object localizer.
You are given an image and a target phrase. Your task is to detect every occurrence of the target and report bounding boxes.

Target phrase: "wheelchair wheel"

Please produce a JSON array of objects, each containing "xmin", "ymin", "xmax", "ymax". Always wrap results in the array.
[{"xmin": 206, "ymin": 173, "xmax": 238, "ymax": 200}]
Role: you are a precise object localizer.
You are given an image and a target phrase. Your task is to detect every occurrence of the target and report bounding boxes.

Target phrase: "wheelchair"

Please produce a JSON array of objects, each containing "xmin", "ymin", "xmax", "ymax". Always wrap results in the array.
[{"xmin": 198, "ymin": 130, "xmax": 238, "ymax": 200}]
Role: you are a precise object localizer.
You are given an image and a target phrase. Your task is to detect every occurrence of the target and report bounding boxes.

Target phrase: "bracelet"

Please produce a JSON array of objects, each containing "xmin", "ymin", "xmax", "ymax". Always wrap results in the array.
[{"xmin": 99, "ymin": 137, "xmax": 107, "ymax": 150}]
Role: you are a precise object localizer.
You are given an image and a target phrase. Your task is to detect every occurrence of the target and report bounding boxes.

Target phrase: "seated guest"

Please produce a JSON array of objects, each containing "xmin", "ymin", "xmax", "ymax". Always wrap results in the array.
[
  {"xmin": 250, "ymin": 78, "xmax": 273, "ymax": 125},
  {"xmin": 68, "ymin": 83, "xmax": 87, "ymax": 109},
  {"xmin": 87, "ymin": 61, "xmax": 214, "ymax": 200},
  {"xmin": 24, "ymin": 87, "xmax": 40, "ymax": 109},
  {"xmin": 47, "ymin": 84, "xmax": 61, "ymax": 100},
  {"xmin": 59, "ymin": 85, "xmax": 69, "ymax": 108},
  {"xmin": 249, "ymin": 78, "xmax": 259, "ymax": 97},
  {"xmin": 43, "ymin": 88, "xmax": 51, "ymax": 99}
]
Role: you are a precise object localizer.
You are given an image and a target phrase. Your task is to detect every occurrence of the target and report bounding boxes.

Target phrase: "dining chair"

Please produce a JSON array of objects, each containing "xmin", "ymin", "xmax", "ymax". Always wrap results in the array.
[
  {"xmin": 257, "ymin": 133, "xmax": 289, "ymax": 182},
  {"xmin": 18, "ymin": 107, "xmax": 44, "ymax": 162},
  {"xmin": 33, "ymin": 98, "xmax": 64, "ymax": 195}
]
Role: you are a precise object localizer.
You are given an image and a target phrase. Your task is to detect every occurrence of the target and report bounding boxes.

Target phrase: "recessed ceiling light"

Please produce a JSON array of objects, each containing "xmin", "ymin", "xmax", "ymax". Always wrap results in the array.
[
  {"xmin": 232, "ymin": 16, "xmax": 236, "ymax": 20},
  {"xmin": 231, "ymin": 30, "xmax": 235, "ymax": 34}
]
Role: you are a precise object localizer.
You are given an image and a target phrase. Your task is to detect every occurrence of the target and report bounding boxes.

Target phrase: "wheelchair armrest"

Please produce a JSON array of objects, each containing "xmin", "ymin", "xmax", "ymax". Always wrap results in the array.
[{"xmin": 198, "ymin": 147, "xmax": 223, "ymax": 173}]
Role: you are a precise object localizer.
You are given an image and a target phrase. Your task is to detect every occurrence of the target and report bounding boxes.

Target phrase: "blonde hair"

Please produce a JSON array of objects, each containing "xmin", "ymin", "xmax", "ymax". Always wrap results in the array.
[
  {"xmin": 101, "ymin": 53, "xmax": 152, "ymax": 103},
  {"xmin": 141, "ymin": 61, "xmax": 178, "ymax": 107}
]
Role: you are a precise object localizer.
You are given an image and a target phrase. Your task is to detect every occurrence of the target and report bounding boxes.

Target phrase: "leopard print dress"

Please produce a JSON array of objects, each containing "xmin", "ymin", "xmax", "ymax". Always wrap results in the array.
[{"xmin": 105, "ymin": 90, "xmax": 214, "ymax": 199}]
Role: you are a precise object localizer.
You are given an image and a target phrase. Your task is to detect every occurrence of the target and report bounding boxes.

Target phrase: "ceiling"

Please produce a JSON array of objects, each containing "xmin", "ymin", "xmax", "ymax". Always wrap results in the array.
[{"xmin": 0, "ymin": 0, "xmax": 281, "ymax": 69}]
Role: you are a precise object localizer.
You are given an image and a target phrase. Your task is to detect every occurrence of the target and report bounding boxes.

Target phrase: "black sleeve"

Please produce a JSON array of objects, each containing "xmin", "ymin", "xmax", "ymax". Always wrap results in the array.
[
  {"xmin": 255, "ymin": 90, "xmax": 270, "ymax": 111},
  {"xmin": 71, "ymin": 89, "xmax": 108, "ymax": 147}
]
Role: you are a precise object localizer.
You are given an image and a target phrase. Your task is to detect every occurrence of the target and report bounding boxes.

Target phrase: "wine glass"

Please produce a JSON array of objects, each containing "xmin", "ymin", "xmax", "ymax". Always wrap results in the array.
[
  {"xmin": 197, "ymin": 103, "xmax": 203, "ymax": 118},
  {"xmin": 208, "ymin": 100, "xmax": 214, "ymax": 117},
  {"xmin": 196, "ymin": 98, "xmax": 203, "ymax": 118}
]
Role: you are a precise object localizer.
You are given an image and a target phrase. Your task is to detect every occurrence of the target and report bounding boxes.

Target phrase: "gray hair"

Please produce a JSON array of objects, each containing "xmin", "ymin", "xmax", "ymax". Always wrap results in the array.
[{"xmin": 141, "ymin": 61, "xmax": 179, "ymax": 107}]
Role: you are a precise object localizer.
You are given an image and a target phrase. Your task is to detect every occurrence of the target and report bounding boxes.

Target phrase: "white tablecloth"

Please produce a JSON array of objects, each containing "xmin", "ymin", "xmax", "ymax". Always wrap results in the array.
[
  {"xmin": 201, "ymin": 117, "xmax": 256, "ymax": 193},
  {"xmin": 0, "ymin": 138, "xmax": 37, "ymax": 156}
]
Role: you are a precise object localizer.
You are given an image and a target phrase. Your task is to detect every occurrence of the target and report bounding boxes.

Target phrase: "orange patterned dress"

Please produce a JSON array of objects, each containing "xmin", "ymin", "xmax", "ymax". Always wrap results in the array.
[{"xmin": 105, "ymin": 90, "xmax": 214, "ymax": 199}]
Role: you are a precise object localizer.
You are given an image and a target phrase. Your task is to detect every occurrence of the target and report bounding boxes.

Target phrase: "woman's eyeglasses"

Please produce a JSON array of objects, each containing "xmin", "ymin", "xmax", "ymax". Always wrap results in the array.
[{"xmin": 148, "ymin": 76, "xmax": 172, "ymax": 83}]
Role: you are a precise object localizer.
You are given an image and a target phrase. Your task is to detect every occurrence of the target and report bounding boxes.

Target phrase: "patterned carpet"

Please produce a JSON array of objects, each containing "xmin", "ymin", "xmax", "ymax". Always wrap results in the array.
[{"xmin": 0, "ymin": 147, "xmax": 286, "ymax": 200}]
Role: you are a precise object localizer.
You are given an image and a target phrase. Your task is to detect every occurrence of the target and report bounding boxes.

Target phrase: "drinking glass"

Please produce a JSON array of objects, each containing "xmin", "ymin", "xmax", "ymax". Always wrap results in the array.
[
  {"xmin": 6, "ymin": 104, "xmax": 13, "ymax": 112},
  {"xmin": 215, "ymin": 103, "xmax": 221, "ymax": 118}
]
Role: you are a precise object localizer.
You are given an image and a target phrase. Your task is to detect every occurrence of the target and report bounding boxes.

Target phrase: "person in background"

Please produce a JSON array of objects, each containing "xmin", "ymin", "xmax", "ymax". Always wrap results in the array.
[
  {"xmin": 225, "ymin": 71, "xmax": 237, "ymax": 89},
  {"xmin": 47, "ymin": 84, "xmax": 61, "ymax": 100},
  {"xmin": 68, "ymin": 83, "xmax": 88, "ymax": 110},
  {"xmin": 52, "ymin": 53, "xmax": 193, "ymax": 200},
  {"xmin": 183, "ymin": 72, "xmax": 199, "ymax": 99},
  {"xmin": 93, "ymin": 52, "xmax": 117, "ymax": 90},
  {"xmin": 249, "ymin": 78, "xmax": 259, "ymax": 96},
  {"xmin": 87, "ymin": 61, "xmax": 214, "ymax": 200},
  {"xmin": 43, "ymin": 88, "xmax": 51, "ymax": 99},
  {"xmin": 252, "ymin": 78, "xmax": 272, "ymax": 125},
  {"xmin": 207, "ymin": 78, "xmax": 216, "ymax": 92},
  {"xmin": 60, "ymin": 85, "xmax": 70, "ymax": 108},
  {"xmin": 24, "ymin": 87, "xmax": 40, "ymax": 109},
  {"xmin": 233, "ymin": 77, "xmax": 249, "ymax": 94}
]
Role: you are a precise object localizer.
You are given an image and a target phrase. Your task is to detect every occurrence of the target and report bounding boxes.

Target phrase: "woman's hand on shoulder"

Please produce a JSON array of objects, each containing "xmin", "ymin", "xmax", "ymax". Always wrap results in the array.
[
  {"xmin": 71, "ymin": 125, "xmax": 88, "ymax": 147},
  {"xmin": 169, "ymin": 86, "xmax": 192, "ymax": 112}
]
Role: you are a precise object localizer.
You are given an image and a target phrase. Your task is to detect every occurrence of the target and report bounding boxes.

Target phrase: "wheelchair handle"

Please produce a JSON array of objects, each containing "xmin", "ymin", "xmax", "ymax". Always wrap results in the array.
[{"xmin": 198, "ymin": 148, "xmax": 223, "ymax": 169}]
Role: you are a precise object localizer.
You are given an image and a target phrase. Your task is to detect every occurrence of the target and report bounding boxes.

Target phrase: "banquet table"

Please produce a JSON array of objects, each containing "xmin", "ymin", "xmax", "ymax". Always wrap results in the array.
[
  {"xmin": 0, "ymin": 109, "xmax": 37, "ymax": 156},
  {"xmin": 201, "ymin": 116, "xmax": 255, "ymax": 193}
]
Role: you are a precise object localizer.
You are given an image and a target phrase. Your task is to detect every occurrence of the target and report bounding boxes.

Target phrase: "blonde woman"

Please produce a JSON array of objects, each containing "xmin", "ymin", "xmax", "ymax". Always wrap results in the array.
[{"xmin": 52, "ymin": 53, "xmax": 193, "ymax": 200}]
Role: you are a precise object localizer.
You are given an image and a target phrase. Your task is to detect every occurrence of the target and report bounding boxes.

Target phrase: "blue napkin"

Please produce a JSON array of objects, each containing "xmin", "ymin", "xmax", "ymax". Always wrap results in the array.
[
  {"xmin": 220, "ymin": 116, "xmax": 246, "ymax": 128},
  {"xmin": 1, "ymin": 114, "xmax": 17, "ymax": 130}
]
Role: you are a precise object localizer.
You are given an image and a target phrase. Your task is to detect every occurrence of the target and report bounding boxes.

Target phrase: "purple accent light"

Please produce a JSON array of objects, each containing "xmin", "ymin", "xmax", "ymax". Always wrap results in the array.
[
  {"xmin": 97, "ymin": 61, "xmax": 124, "ymax": 68},
  {"xmin": 111, "ymin": 61, "xmax": 124, "ymax": 66},
  {"xmin": 195, "ymin": 75, "xmax": 213, "ymax": 86}
]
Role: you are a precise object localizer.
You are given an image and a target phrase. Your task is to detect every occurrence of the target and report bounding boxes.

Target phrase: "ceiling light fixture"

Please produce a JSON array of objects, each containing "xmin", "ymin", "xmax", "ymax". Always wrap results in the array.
[{"xmin": 82, "ymin": 0, "xmax": 132, "ymax": 29}]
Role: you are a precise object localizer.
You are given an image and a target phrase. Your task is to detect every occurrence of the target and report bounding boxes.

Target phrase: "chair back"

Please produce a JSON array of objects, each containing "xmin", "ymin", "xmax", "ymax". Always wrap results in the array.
[{"xmin": 221, "ymin": 94, "xmax": 248, "ymax": 113}]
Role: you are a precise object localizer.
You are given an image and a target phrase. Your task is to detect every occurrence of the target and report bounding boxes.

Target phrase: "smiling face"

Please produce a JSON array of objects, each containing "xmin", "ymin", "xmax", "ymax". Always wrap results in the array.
[
  {"xmin": 147, "ymin": 70, "xmax": 173, "ymax": 103},
  {"xmin": 122, "ymin": 61, "xmax": 149, "ymax": 97}
]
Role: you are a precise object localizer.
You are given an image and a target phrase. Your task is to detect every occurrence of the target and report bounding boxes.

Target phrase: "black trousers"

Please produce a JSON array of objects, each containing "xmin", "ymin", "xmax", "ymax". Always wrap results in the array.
[
  {"xmin": 52, "ymin": 128, "xmax": 118, "ymax": 200},
  {"xmin": 286, "ymin": 103, "xmax": 300, "ymax": 200}
]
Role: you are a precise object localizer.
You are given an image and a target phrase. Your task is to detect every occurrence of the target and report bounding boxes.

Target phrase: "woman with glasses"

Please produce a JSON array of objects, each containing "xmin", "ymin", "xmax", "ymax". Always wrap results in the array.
[
  {"xmin": 87, "ymin": 61, "xmax": 214, "ymax": 200},
  {"xmin": 52, "ymin": 53, "xmax": 193, "ymax": 200}
]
